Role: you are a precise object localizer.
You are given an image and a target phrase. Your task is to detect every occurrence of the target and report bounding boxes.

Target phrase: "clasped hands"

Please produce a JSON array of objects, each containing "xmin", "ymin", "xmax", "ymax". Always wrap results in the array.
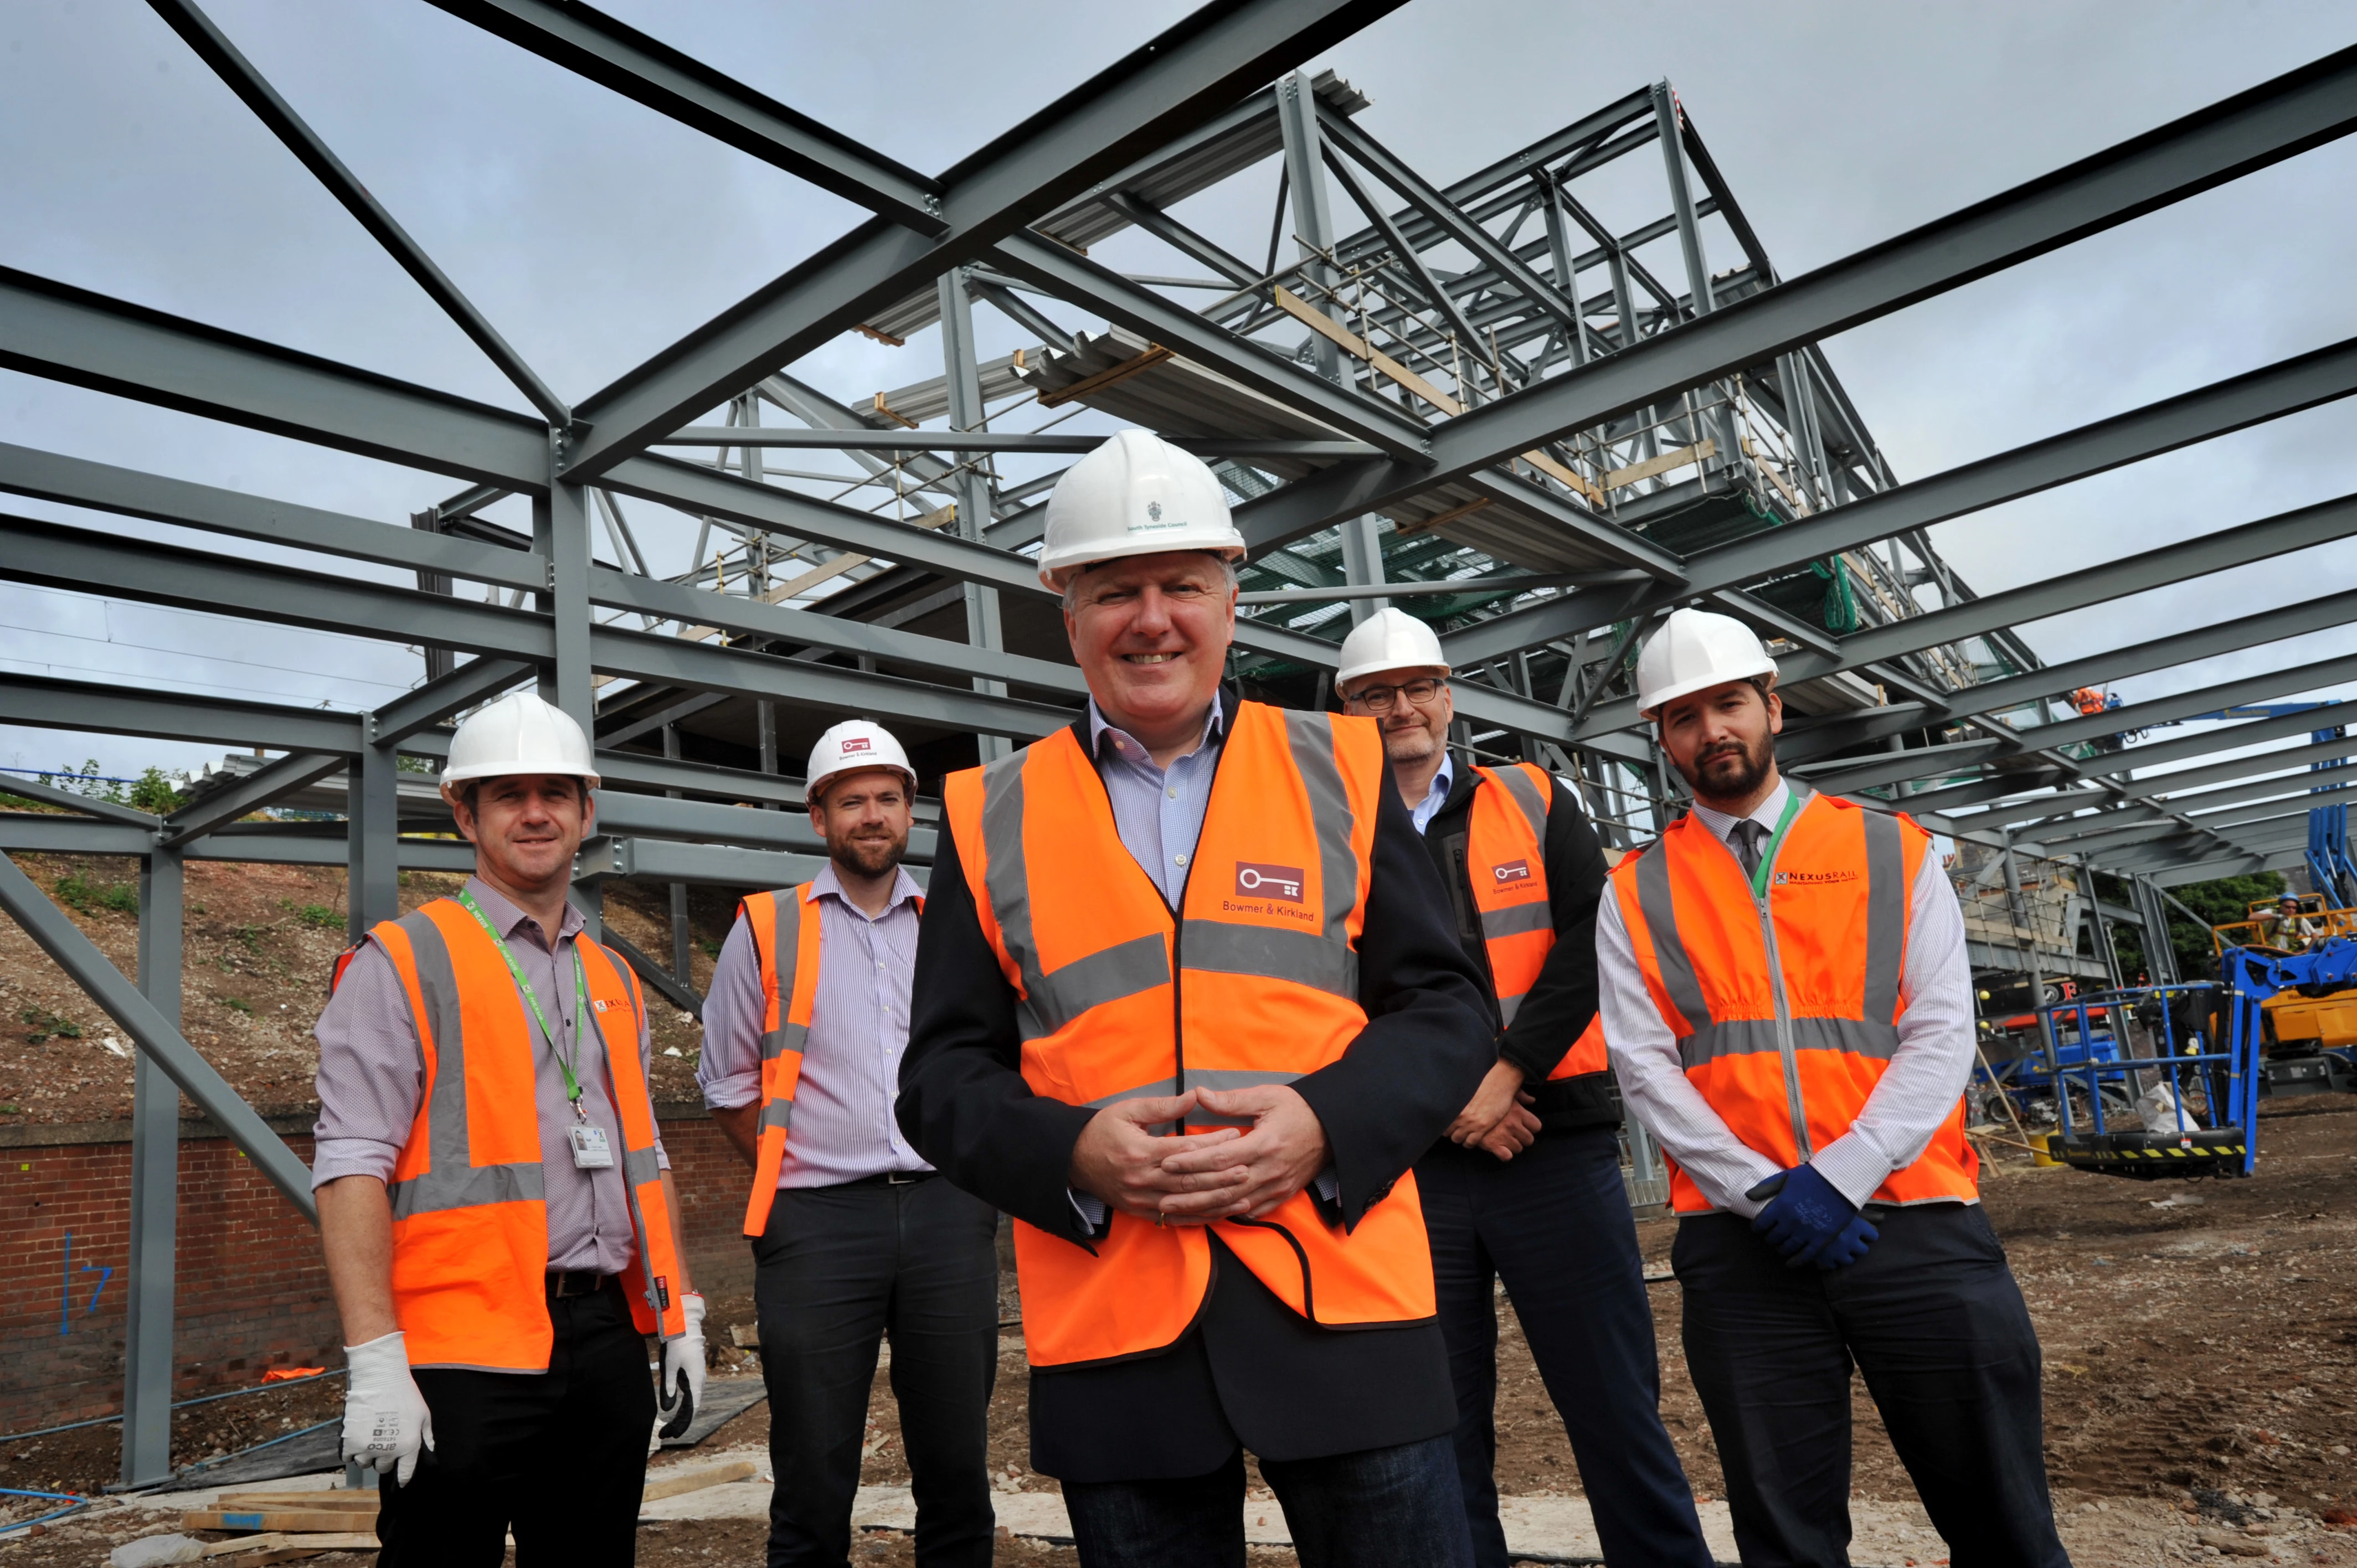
[
  {"xmin": 1069, "ymin": 1084, "xmax": 1328, "ymax": 1224},
  {"xmin": 1447, "ymin": 1058, "xmax": 1541, "ymax": 1160},
  {"xmin": 1747, "ymin": 1164, "xmax": 1878, "ymax": 1270}
]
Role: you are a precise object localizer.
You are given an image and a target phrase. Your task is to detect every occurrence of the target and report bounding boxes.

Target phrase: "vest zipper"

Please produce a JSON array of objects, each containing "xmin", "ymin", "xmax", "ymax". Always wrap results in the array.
[{"xmin": 1752, "ymin": 821, "xmax": 1813, "ymax": 1162}]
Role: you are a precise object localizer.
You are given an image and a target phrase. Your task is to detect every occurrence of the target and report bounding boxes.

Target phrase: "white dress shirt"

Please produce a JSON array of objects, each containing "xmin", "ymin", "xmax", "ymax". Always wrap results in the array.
[{"xmin": 1598, "ymin": 778, "xmax": 1978, "ymax": 1216}]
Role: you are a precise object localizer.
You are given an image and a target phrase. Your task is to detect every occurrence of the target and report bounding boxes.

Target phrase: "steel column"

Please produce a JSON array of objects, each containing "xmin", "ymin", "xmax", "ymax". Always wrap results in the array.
[
  {"xmin": 939, "ymin": 266, "xmax": 1012, "ymax": 764},
  {"xmin": 121, "ymin": 845, "xmax": 182, "ymax": 1488}
]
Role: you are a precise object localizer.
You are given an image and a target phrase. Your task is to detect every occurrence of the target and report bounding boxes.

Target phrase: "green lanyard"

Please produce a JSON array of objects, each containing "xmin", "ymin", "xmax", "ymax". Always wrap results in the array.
[
  {"xmin": 1744, "ymin": 790, "xmax": 1805, "ymax": 901},
  {"xmin": 456, "ymin": 889, "xmax": 592, "ymax": 1119}
]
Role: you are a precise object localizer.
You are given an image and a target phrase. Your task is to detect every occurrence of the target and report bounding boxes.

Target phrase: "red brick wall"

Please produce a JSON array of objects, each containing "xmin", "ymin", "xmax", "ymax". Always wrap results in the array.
[{"xmin": 0, "ymin": 1108, "xmax": 745, "ymax": 1433}]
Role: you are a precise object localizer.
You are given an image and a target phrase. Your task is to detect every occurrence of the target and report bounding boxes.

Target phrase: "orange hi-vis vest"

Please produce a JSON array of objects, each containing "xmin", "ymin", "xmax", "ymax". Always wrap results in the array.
[
  {"xmin": 1608, "ymin": 784, "xmax": 1978, "ymax": 1215},
  {"xmin": 735, "ymin": 882, "xmax": 923, "ymax": 1236},
  {"xmin": 361, "ymin": 898, "xmax": 688, "ymax": 1370},
  {"xmin": 1465, "ymin": 763, "xmax": 1607, "ymax": 1082},
  {"xmin": 943, "ymin": 700, "xmax": 1437, "ymax": 1369}
]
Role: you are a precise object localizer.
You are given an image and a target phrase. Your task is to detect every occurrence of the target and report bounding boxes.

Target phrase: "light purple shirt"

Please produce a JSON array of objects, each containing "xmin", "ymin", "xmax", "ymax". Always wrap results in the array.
[
  {"xmin": 1086, "ymin": 693, "xmax": 1225, "ymax": 905},
  {"xmin": 697, "ymin": 861, "xmax": 929, "ymax": 1187},
  {"xmin": 311, "ymin": 877, "xmax": 667, "ymax": 1278}
]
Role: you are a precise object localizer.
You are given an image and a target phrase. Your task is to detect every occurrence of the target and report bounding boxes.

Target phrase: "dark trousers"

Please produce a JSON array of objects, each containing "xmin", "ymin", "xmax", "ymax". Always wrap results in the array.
[
  {"xmin": 1675, "ymin": 1204, "xmax": 2070, "ymax": 1568},
  {"xmin": 1063, "ymin": 1436, "xmax": 1471, "ymax": 1568},
  {"xmin": 1418, "ymin": 1128, "xmax": 1711, "ymax": 1568},
  {"xmin": 377, "ymin": 1277, "xmax": 654, "ymax": 1568},
  {"xmin": 754, "ymin": 1174, "xmax": 999, "ymax": 1568}
]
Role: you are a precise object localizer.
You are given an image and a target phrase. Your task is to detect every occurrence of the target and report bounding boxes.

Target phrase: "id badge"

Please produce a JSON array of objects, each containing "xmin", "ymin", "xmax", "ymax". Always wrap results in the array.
[{"xmin": 567, "ymin": 1123, "xmax": 615, "ymax": 1170}]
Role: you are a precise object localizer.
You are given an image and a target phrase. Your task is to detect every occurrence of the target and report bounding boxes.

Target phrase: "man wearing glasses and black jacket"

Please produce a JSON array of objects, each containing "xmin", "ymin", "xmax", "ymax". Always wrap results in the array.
[{"xmin": 1335, "ymin": 609, "xmax": 1709, "ymax": 1568}]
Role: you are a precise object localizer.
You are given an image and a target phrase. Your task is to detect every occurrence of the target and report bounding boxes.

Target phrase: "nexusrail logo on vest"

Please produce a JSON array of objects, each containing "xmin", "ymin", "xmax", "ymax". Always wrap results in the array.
[
  {"xmin": 1774, "ymin": 869, "xmax": 1858, "ymax": 886},
  {"xmin": 1233, "ymin": 862, "xmax": 1304, "ymax": 902}
]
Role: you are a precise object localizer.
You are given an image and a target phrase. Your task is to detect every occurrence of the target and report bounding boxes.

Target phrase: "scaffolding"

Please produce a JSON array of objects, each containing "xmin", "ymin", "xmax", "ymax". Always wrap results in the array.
[{"xmin": 3, "ymin": 0, "xmax": 2356, "ymax": 1487}]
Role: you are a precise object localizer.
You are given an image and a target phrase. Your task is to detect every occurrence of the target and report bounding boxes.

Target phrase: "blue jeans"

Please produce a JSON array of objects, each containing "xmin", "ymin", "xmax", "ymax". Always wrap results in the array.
[
  {"xmin": 1418, "ymin": 1127, "xmax": 1711, "ymax": 1568},
  {"xmin": 1062, "ymin": 1437, "xmax": 1473, "ymax": 1568}
]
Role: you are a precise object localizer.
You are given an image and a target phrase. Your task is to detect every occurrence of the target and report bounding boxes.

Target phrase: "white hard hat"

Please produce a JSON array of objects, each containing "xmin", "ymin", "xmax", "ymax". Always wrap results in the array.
[
  {"xmin": 440, "ymin": 690, "xmax": 600, "ymax": 795},
  {"xmin": 806, "ymin": 719, "xmax": 915, "ymax": 803},
  {"xmin": 1037, "ymin": 428, "xmax": 1247, "ymax": 590},
  {"xmin": 1334, "ymin": 607, "xmax": 1450, "ymax": 694},
  {"xmin": 1634, "ymin": 607, "xmax": 1778, "ymax": 719}
]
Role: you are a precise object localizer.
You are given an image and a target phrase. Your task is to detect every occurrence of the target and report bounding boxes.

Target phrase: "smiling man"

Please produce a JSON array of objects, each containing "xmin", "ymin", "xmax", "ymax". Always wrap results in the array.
[
  {"xmin": 698, "ymin": 720, "xmax": 1000, "ymax": 1568},
  {"xmin": 1598, "ymin": 608, "xmax": 2066, "ymax": 1568},
  {"xmin": 311, "ymin": 690, "xmax": 697, "ymax": 1567},
  {"xmin": 897, "ymin": 429, "xmax": 1497, "ymax": 1568}
]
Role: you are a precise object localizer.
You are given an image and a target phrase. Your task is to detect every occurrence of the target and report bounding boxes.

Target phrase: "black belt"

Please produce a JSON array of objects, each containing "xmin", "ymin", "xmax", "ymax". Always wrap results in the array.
[
  {"xmin": 546, "ymin": 1270, "xmax": 614, "ymax": 1299},
  {"xmin": 844, "ymin": 1169, "xmax": 937, "ymax": 1187}
]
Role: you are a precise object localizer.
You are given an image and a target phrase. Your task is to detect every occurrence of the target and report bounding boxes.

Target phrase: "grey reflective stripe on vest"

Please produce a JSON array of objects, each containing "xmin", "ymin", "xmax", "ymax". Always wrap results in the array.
[
  {"xmin": 622, "ymin": 1144, "xmax": 662, "ymax": 1189},
  {"xmin": 1676, "ymin": 1015, "xmax": 1904, "ymax": 1072},
  {"xmin": 760, "ymin": 1099, "xmax": 793, "ymax": 1132},
  {"xmin": 758, "ymin": 888, "xmax": 806, "ymax": 1065},
  {"xmin": 1480, "ymin": 902, "xmax": 1552, "ymax": 940},
  {"xmin": 1490, "ymin": 765, "xmax": 1550, "ymax": 842},
  {"xmin": 1182, "ymin": 710, "xmax": 1361, "ymax": 998},
  {"xmin": 1496, "ymin": 994, "xmax": 1526, "ymax": 1027},
  {"xmin": 1025, "ymin": 933, "xmax": 1170, "ymax": 1041},
  {"xmin": 1631, "ymin": 840, "xmax": 1709, "ymax": 1031},
  {"xmin": 1861, "ymin": 809, "xmax": 1907, "ymax": 1025},
  {"xmin": 383, "ymin": 909, "xmax": 547, "ymax": 1221}
]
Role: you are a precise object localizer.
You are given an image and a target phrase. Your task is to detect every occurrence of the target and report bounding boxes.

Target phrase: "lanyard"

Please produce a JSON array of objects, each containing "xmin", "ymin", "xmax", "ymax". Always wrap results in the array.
[
  {"xmin": 1744, "ymin": 790, "xmax": 1805, "ymax": 901},
  {"xmin": 456, "ymin": 889, "xmax": 593, "ymax": 1120}
]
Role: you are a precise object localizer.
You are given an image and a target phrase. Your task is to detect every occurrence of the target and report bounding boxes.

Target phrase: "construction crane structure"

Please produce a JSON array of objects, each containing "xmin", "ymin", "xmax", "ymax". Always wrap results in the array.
[{"xmin": 3, "ymin": 0, "xmax": 2357, "ymax": 1487}]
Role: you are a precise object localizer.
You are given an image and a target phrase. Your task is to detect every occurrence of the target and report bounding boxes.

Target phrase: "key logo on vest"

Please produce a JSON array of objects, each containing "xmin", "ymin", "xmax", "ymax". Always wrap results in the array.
[
  {"xmin": 1492, "ymin": 859, "xmax": 1532, "ymax": 884},
  {"xmin": 1232, "ymin": 862, "xmax": 1304, "ymax": 902},
  {"xmin": 1773, "ymin": 869, "xmax": 1857, "ymax": 886}
]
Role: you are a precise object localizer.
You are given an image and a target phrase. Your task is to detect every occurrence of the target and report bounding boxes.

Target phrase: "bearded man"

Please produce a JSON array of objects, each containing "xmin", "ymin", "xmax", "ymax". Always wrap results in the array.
[{"xmin": 700, "ymin": 720, "xmax": 999, "ymax": 1568}]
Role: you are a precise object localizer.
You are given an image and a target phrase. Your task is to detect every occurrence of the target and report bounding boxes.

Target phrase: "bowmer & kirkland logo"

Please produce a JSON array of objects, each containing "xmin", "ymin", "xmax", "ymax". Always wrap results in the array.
[
  {"xmin": 1233, "ymin": 862, "xmax": 1304, "ymax": 902},
  {"xmin": 1491, "ymin": 859, "xmax": 1532, "ymax": 884}
]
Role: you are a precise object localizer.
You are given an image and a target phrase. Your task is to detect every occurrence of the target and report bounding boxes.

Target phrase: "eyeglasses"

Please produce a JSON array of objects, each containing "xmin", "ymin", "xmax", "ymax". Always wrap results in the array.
[{"xmin": 1346, "ymin": 678, "xmax": 1446, "ymax": 714}]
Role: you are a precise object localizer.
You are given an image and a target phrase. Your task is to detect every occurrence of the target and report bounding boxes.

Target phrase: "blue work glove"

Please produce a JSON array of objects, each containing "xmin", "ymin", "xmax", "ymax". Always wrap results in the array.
[{"xmin": 1746, "ymin": 1165, "xmax": 1878, "ymax": 1271}]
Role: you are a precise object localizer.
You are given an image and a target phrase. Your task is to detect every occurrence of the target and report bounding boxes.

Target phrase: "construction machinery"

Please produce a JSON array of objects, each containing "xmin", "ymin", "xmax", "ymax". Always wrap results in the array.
[
  {"xmin": 2211, "ymin": 895, "xmax": 2357, "ymax": 1060},
  {"xmin": 2219, "ymin": 936, "xmax": 2357, "ymax": 1101},
  {"xmin": 2000, "ymin": 982, "xmax": 2259, "ymax": 1179}
]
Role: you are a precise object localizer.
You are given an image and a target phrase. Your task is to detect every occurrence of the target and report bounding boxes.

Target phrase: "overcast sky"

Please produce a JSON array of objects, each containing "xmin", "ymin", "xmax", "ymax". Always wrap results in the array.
[{"xmin": 3, "ymin": 0, "xmax": 2354, "ymax": 807}]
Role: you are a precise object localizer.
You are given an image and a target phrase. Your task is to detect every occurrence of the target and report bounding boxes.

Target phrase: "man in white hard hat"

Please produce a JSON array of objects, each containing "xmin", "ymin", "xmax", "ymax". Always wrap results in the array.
[
  {"xmin": 897, "ymin": 429, "xmax": 1497, "ymax": 1568},
  {"xmin": 311, "ymin": 689, "xmax": 701, "ymax": 1564},
  {"xmin": 699, "ymin": 719, "xmax": 998, "ymax": 1567},
  {"xmin": 1334, "ymin": 607, "xmax": 1710, "ymax": 1568},
  {"xmin": 1596, "ymin": 608, "xmax": 2066, "ymax": 1567}
]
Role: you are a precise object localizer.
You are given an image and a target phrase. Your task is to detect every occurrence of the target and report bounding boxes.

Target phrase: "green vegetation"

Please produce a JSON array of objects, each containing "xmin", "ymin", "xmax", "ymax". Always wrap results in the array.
[
  {"xmin": 20, "ymin": 1008, "xmax": 82, "ymax": 1044},
  {"xmin": 55, "ymin": 871, "xmax": 138, "ymax": 916},
  {"xmin": 27, "ymin": 760, "xmax": 184, "ymax": 811},
  {"xmin": 224, "ymin": 998, "xmax": 253, "ymax": 1015},
  {"xmin": 2091, "ymin": 868, "xmax": 2284, "ymax": 981}
]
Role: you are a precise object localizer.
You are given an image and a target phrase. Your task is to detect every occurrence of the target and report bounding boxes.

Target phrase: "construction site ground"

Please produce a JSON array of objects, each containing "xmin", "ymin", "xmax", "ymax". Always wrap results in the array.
[{"xmin": 2, "ymin": 855, "xmax": 2355, "ymax": 1562}]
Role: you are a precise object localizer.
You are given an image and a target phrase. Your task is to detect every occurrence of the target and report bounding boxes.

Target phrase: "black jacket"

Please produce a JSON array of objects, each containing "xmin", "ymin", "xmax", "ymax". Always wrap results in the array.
[
  {"xmin": 1418, "ymin": 761, "xmax": 1620, "ymax": 1132},
  {"xmin": 896, "ymin": 703, "xmax": 1496, "ymax": 1478}
]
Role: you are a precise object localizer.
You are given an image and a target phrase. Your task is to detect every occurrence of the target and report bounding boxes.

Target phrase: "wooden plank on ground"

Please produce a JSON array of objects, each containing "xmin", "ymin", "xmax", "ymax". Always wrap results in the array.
[
  {"xmin": 214, "ymin": 1494, "xmax": 376, "ymax": 1513},
  {"xmin": 641, "ymin": 1457, "xmax": 760, "ymax": 1502},
  {"xmin": 182, "ymin": 1509, "xmax": 381, "ymax": 1534}
]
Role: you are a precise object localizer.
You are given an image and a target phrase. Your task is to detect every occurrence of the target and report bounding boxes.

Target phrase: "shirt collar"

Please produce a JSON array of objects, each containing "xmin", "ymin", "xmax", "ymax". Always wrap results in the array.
[
  {"xmin": 1087, "ymin": 689, "xmax": 1226, "ymax": 767},
  {"xmin": 808, "ymin": 859, "xmax": 924, "ymax": 916},
  {"xmin": 463, "ymin": 874, "xmax": 583, "ymax": 948},
  {"xmin": 1687, "ymin": 777, "xmax": 1793, "ymax": 844},
  {"xmin": 1426, "ymin": 753, "xmax": 1454, "ymax": 804}
]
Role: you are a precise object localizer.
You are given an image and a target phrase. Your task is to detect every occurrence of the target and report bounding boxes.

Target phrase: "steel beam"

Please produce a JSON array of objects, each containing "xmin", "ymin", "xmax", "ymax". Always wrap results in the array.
[
  {"xmin": 549, "ymin": 0, "xmax": 1406, "ymax": 477},
  {"xmin": 1968, "ymin": 732, "xmax": 2357, "ymax": 830},
  {"xmin": 120, "ymin": 845, "xmax": 180, "ymax": 1488},
  {"xmin": 0, "ymin": 675, "xmax": 367, "ymax": 755},
  {"xmin": 654, "ymin": 426, "xmax": 1383, "ymax": 458},
  {"xmin": 989, "ymin": 232, "xmax": 1432, "ymax": 457},
  {"xmin": 158, "ymin": 752, "xmax": 346, "ymax": 849},
  {"xmin": 591, "ymin": 789, "xmax": 937, "ymax": 863},
  {"xmin": 0, "ymin": 267, "xmax": 550, "ymax": 491},
  {"xmin": 430, "ymin": 0, "xmax": 946, "ymax": 234},
  {"xmin": 371, "ymin": 658, "xmax": 539, "ymax": 745},
  {"xmin": 1234, "ymin": 45, "xmax": 2357, "ymax": 555},
  {"xmin": 0, "ymin": 443, "xmax": 547, "ymax": 591},
  {"xmin": 0, "ymin": 850, "xmax": 316, "ymax": 1219},
  {"xmin": 0, "ymin": 770, "xmax": 161, "ymax": 827},
  {"xmin": 575, "ymin": 835, "xmax": 835, "ymax": 889},
  {"xmin": 1454, "ymin": 334, "xmax": 2357, "ymax": 675},
  {"xmin": 2017, "ymin": 649, "xmax": 2357, "ymax": 756},
  {"xmin": 151, "ymin": 0, "xmax": 568, "ymax": 424}
]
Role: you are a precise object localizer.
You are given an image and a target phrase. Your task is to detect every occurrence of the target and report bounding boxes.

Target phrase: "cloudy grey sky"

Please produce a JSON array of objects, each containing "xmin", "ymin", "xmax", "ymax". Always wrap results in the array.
[{"xmin": 3, "ymin": 0, "xmax": 2354, "ymax": 800}]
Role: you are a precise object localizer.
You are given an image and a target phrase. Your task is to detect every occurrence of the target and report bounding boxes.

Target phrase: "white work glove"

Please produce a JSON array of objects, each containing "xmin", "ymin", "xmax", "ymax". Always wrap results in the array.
[
  {"xmin": 656, "ymin": 1292, "xmax": 706, "ymax": 1441},
  {"xmin": 342, "ymin": 1331, "xmax": 433, "ymax": 1486}
]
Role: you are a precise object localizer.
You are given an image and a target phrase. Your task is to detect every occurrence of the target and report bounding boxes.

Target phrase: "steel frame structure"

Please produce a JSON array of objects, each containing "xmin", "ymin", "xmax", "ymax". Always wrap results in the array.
[{"xmin": 3, "ymin": 0, "xmax": 2355, "ymax": 1484}]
